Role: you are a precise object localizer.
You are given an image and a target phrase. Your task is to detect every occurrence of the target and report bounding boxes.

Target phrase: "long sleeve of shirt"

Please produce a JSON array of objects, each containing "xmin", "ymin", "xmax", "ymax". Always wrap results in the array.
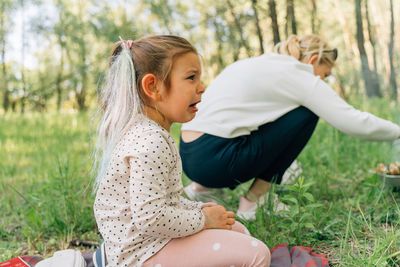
[
  {"xmin": 128, "ymin": 133, "xmax": 205, "ymax": 238},
  {"xmin": 303, "ymin": 79, "xmax": 400, "ymax": 141},
  {"xmin": 180, "ymin": 195, "xmax": 204, "ymax": 210}
]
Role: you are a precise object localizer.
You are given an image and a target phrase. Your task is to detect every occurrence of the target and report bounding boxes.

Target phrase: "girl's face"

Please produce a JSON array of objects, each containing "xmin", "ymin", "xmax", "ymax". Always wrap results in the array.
[{"xmin": 157, "ymin": 52, "xmax": 205, "ymax": 130}]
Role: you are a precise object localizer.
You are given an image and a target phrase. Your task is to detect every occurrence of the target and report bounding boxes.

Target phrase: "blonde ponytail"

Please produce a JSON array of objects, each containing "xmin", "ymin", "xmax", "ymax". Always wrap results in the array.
[
  {"xmin": 274, "ymin": 35, "xmax": 302, "ymax": 60},
  {"xmin": 274, "ymin": 34, "xmax": 336, "ymax": 67},
  {"xmin": 93, "ymin": 41, "xmax": 143, "ymax": 191}
]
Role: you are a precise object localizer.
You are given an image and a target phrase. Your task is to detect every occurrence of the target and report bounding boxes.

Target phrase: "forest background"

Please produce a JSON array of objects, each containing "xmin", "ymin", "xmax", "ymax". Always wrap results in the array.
[
  {"xmin": 1, "ymin": 0, "xmax": 400, "ymax": 266},
  {"xmin": 0, "ymin": 0, "xmax": 399, "ymax": 111}
]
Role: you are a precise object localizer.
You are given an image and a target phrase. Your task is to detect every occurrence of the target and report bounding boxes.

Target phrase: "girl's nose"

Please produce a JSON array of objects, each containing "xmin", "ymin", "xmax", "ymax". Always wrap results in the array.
[{"xmin": 197, "ymin": 82, "xmax": 206, "ymax": 94}]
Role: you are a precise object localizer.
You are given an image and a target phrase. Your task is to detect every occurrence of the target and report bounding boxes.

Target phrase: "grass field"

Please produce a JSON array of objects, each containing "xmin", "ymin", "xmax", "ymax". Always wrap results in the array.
[{"xmin": 1, "ymin": 98, "xmax": 399, "ymax": 266}]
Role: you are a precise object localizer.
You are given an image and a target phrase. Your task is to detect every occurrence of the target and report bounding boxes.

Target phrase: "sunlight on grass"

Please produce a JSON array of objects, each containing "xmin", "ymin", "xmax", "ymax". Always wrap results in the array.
[{"xmin": 0, "ymin": 112, "xmax": 97, "ymax": 260}]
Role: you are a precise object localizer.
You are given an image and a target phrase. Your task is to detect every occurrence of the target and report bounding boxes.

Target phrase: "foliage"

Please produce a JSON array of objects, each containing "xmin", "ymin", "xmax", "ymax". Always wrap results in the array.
[
  {"xmin": 279, "ymin": 177, "xmax": 323, "ymax": 244},
  {"xmin": 1, "ymin": 0, "xmax": 399, "ymax": 112}
]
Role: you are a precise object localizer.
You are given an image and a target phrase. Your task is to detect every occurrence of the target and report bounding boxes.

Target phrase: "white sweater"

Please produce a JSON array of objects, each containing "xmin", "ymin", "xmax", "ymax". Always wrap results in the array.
[{"xmin": 182, "ymin": 53, "xmax": 400, "ymax": 141}]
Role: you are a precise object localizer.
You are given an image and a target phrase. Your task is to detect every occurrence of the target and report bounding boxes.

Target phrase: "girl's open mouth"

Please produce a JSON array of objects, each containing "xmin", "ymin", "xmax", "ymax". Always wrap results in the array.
[
  {"xmin": 189, "ymin": 101, "xmax": 200, "ymax": 112},
  {"xmin": 189, "ymin": 100, "xmax": 200, "ymax": 108}
]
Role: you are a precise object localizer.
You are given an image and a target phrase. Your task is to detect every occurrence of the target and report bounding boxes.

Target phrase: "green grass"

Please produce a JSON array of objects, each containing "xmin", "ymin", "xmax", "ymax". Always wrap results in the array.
[
  {"xmin": 0, "ymin": 112, "xmax": 98, "ymax": 259},
  {"xmin": 1, "ymin": 98, "xmax": 399, "ymax": 266}
]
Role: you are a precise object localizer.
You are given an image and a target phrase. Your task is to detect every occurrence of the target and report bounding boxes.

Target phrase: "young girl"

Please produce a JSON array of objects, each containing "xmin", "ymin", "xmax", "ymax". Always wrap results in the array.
[
  {"xmin": 93, "ymin": 35, "xmax": 271, "ymax": 267},
  {"xmin": 180, "ymin": 34, "xmax": 400, "ymax": 220}
]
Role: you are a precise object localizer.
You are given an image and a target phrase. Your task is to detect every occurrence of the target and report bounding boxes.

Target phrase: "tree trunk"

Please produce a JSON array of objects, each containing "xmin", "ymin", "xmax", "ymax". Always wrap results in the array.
[
  {"xmin": 364, "ymin": 0, "xmax": 378, "ymax": 73},
  {"xmin": 0, "ymin": 4, "xmax": 9, "ymax": 112},
  {"xmin": 37, "ymin": 70, "xmax": 47, "ymax": 112},
  {"xmin": 54, "ymin": 2, "xmax": 67, "ymax": 111},
  {"xmin": 76, "ymin": 46, "xmax": 87, "ymax": 111},
  {"xmin": 1, "ymin": 43, "xmax": 7, "ymax": 112},
  {"xmin": 20, "ymin": 0, "xmax": 26, "ymax": 113},
  {"xmin": 310, "ymin": 0, "xmax": 318, "ymax": 34},
  {"xmin": 251, "ymin": 0, "xmax": 264, "ymax": 54},
  {"xmin": 355, "ymin": 0, "xmax": 381, "ymax": 97},
  {"xmin": 268, "ymin": 0, "xmax": 280, "ymax": 45},
  {"xmin": 75, "ymin": 4, "xmax": 87, "ymax": 111},
  {"xmin": 336, "ymin": 73, "xmax": 348, "ymax": 100},
  {"xmin": 286, "ymin": 0, "xmax": 297, "ymax": 35},
  {"xmin": 228, "ymin": 29, "xmax": 240, "ymax": 62},
  {"xmin": 210, "ymin": 15, "xmax": 225, "ymax": 72},
  {"xmin": 389, "ymin": 0, "xmax": 397, "ymax": 100},
  {"xmin": 334, "ymin": 1, "xmax": 359, "ymax": 58},
  {"xmin": 56, "ymin": 41, "xmax": 64, "ymax": 111},
  {"xmin": 226, "ymin": 0, "xmax": 251, "ymax": 57},
  {"xmin": 363, "ymin": 0, "xmax": 382, "ymax": 97}
]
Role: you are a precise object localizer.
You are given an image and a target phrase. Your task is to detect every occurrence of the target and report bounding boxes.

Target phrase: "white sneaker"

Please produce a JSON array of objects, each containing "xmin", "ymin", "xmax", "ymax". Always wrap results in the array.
[
  {"xmin": 236, "ymin": 193, "xmax": 289, "ymax": 221},
  {"xmin": 281, "ymin": 160, "xmax": 302, "ymax": 185},
  {"xmin": 36, "ymin": 249, "xmax": 86, "ymax": 267},
  {"xmin": 183, "ymin": 184, "xmax": 223, "ymax": 203},
  {"xmin": 236, "ymin": 200, "xmax": 257, "ymax": 221}
]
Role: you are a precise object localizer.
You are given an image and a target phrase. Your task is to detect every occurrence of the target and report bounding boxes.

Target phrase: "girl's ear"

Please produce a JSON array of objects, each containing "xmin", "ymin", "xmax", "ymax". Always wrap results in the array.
[
  {"xmin": 307, "ymin": 54, "xmax": 319, "ymax": 65},
  {"xmin": 142, "ymin": 74, "xmax": 162, "ymax": 101}
]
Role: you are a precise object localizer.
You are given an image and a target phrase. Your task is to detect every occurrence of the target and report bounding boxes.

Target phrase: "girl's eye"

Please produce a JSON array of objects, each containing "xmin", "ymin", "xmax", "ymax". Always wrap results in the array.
[{"xmin": 187, "ymin": 75, "xmax": 195, "ymax": 80}]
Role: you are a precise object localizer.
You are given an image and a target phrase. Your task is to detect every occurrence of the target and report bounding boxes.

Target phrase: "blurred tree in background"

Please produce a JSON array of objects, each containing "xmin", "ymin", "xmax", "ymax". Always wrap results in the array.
[
  {"xmin": 0, "ymin": 0, "xmax": 17, "ymax": 112},
  {"xmin": 0, "ymin": 0, "xmax": 399, "ymax": 113}
]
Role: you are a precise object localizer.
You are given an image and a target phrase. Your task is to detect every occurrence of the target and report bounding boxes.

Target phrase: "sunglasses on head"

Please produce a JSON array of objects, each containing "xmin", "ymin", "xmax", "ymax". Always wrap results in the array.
[{"xmin": 323, "ymin": 48, "xmax": 338, "ymax": 61}]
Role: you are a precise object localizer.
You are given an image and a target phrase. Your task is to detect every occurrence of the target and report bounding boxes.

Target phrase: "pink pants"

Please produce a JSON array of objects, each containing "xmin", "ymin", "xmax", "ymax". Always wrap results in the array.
[{"xmin": 142, "ymin": 221, "xmax": 271, "ymax": 267}]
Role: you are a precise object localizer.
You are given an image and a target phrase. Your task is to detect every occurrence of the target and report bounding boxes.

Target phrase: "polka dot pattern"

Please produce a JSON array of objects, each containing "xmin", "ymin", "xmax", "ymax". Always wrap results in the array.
[
  {"xmin": 213, "ymin": 243, "xmax": 221, "ymax": 251},
  {"xmin": 94, "ymin": 116, "xmax": 205, "ymax": 266}
]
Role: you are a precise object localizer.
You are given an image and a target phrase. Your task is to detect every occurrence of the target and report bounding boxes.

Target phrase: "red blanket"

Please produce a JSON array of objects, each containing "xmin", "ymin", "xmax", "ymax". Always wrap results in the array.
[{"xmin": 270, "ymin": 244, "xmax": 329, "ymax": 267}]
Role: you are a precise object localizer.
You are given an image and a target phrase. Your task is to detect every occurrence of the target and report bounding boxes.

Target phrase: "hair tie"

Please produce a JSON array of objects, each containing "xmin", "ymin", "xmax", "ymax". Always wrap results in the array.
[{"xmin": 119, "ymin": 36, "xmax": 134, "ymax": 49}]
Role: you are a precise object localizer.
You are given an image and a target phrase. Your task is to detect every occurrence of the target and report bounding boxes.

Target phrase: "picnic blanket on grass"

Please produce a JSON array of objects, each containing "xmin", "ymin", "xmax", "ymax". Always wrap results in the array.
[
  {"xmin": 3, "ymin": 244, "xmax": 329, "ymax": 267},
  {"xmin": 270, "ymin": 244, "xmax": 329, "ymax": 267}
]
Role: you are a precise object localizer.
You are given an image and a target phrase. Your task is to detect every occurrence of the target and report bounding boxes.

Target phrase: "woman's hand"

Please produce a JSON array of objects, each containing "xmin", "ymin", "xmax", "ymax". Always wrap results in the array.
[{"xmin": 202, "ymin": 204, "xmax": 235, "ymax": 230}]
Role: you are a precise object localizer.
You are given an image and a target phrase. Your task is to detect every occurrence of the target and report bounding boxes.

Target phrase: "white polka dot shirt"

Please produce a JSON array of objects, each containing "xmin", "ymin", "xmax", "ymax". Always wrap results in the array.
[{"xmin": 94, "ymin": 116, "xmax": 205, "ymax": 266}]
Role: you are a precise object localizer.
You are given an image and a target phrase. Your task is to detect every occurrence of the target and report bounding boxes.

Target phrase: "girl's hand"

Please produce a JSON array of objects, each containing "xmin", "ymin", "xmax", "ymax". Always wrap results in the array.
[{"xmin": 202, "ymin": 205, "xmax": 236, "ymax": 230}]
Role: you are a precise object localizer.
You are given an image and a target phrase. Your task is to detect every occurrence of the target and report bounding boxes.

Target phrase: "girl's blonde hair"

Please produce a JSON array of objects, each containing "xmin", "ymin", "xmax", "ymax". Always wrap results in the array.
[
  {"xmin": 93, "ymin": 35, "xmax": 197, "ymax": 190},
  {"xmin": 274, "ymin": 34, "xmax": 336, "ymax": 67}
]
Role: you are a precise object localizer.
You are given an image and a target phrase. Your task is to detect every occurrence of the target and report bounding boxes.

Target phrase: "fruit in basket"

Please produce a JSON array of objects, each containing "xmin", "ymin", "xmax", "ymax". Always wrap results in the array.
[
  {"xmin": 389, "ymin": 163, "xmax": 400, "ymax": 175},
  {"xmin": 376, "ymin": 163, "xmax": 387, "ymax": 173},
  {"xmin": 376, "ymin": 162, "xmax": 400, "ymax": 175}
]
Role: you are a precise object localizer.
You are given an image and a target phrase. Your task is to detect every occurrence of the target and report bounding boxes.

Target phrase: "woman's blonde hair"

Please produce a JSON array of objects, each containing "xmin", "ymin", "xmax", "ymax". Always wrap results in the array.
[
  {"xmin": 274, "ymin": 34, "xmax": 336, "ymax": 67},
  {"xmin": 93, "ymin": 35, "xmax": 197, "ymax": 190}
]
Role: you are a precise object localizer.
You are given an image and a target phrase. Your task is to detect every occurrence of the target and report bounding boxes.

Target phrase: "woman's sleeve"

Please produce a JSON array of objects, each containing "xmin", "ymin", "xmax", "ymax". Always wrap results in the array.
[
  {"xmin": 128, "ymin": 134, "xmax": 205, "ymax": 238},
  {"xmin": 303, "ymin": 79, "xmax": 400, "ymax": 141}
]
